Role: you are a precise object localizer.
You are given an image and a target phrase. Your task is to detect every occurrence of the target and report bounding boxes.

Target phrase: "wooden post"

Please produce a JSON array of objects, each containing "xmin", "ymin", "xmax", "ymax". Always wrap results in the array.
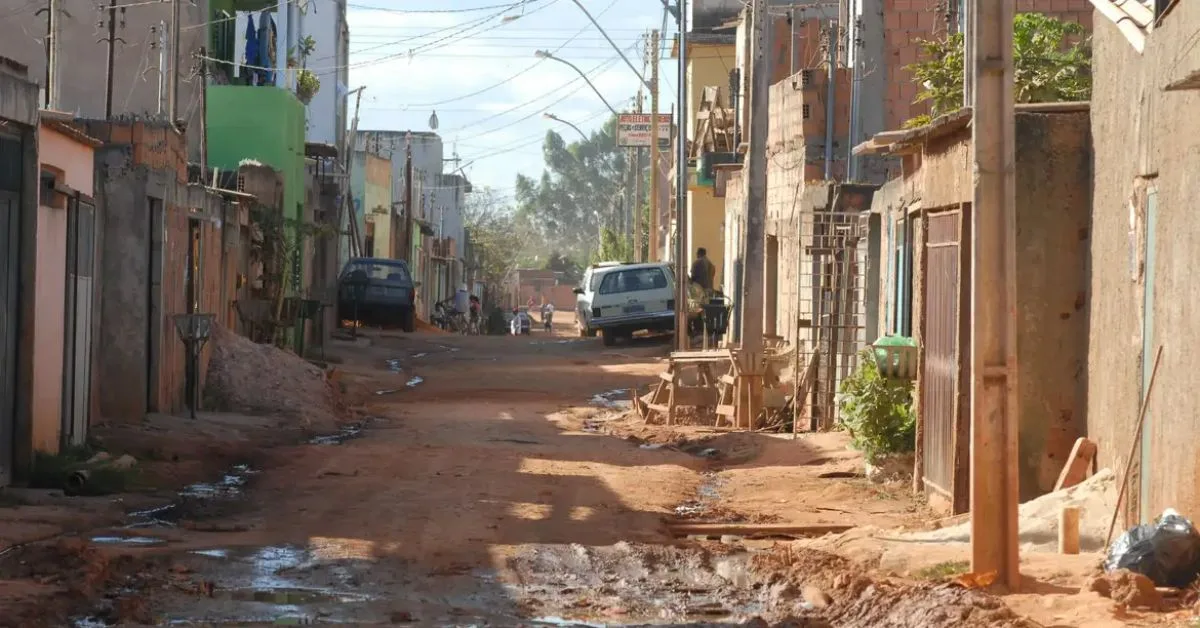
[
  {"xmin": 674, "ymin": 4, "xmax": 689, "ymax": 352},
  {"xmin": 650, "ymin": 29, "xmax": 661, "ymax": 261},
  {"xmin": 969, "ymin": 0, "xmax": 1020, "ymax": 590},
  {"xmin": 403, "ymin": 132, "xmax": 414, "ymax": 263},
  {"xmin": 1059, "ymin": 507, "xmax": 1080, "ymax": 555}
]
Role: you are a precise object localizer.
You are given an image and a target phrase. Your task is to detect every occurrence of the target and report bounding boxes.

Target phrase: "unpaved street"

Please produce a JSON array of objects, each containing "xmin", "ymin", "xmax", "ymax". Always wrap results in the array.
[{"xmin": 5, "ymin": 326, "xmax": 1062, "ymax": 626}]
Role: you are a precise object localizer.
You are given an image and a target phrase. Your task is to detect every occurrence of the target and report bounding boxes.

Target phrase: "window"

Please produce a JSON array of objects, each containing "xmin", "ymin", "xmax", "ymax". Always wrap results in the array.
[
  {"xmin": 891, "ymin": 218, "xmax": 914, "ymax": 336},
  {"xmin": 802, "ymin": 104, "xmax": 811, "ymax": 119},
  {"xmin": 345, "ymin": 260, "xmax": 410, "ymax": 282},
  {"xmin": 597, "ymin": 268, "xmax": 668, "ymax": 295},
  {"xmin": 801, "ymin": 69, "xmax": 813, "ymax": 87}
]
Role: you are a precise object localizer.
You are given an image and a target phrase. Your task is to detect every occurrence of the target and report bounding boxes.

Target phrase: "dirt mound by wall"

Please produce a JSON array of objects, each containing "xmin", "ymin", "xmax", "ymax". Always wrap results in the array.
[{"xmin": 204, "ymin": 325, "xmax": 347, "ymax": 432}]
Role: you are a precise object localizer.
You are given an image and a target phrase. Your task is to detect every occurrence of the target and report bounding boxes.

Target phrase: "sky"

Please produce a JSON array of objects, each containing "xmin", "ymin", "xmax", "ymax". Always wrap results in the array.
[{"xmin": 345, "ymin": 0, "xmax": 680, "ymax": 200}]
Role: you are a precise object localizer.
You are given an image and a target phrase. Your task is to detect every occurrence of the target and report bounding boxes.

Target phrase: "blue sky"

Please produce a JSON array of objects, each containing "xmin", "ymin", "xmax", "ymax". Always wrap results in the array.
[{"xmin": 346, "ymin": 0, "xmax": 678, "ymax": 199}]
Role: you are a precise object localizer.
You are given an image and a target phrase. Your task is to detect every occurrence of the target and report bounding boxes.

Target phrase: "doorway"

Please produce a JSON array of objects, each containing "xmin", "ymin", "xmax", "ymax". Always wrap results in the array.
[
  {"xmin": 61, "ymin": 195, "xmax": 95, "ymax": 448},
  {"xmin": 0, "ymin": 131, "xmax": 22, "ymax": 484},
  {"xmin": 146, "ymin": 197, "xmax": 163, "ymax": 413}
]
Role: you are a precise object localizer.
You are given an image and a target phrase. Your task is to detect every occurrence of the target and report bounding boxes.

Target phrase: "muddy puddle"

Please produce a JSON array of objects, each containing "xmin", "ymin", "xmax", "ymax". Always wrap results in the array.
[
  {"xmin": 590, "ymin": 388, "xmax": 632, "ymax": 410},
  {"xmin": 308, "ymin": 421, "xmax": 366, "ymax": 446}
]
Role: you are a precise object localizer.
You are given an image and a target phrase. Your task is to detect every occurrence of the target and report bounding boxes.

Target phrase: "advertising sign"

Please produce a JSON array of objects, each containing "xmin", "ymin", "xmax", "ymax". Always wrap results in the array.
[{"xmin": 616, "ymin": 113, "xmax": 673, "ymax": 148}]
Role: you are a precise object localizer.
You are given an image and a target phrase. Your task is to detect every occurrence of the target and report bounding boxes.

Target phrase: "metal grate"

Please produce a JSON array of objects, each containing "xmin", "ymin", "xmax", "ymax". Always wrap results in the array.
[{"xmin": 802, "ymin": 104, "xmax": 811, "ymax": 119}]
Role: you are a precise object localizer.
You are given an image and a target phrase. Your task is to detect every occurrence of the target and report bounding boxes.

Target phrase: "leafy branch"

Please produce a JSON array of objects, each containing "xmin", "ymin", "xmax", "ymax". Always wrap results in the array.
[{"xmin": 903, "ymin": 13, "xmax": 1091, "ymax": 128}]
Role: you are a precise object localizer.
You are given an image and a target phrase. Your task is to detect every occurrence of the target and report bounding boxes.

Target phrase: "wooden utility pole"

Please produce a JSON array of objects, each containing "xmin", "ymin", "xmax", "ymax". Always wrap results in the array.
[
  {"xmin": 739, "ymin": 0, "xmax": 770, "ymax": 427},
  {"xmin": 168, "ymin": 0, "xmax": 181, "ymax": 121},
  {"xmin": 402, "ymin": 132, "xmax": 414, "ymax": 263},
  {"xmin": 649, "ymin": 29, "xmax": 661, "ymax": 262},
  {"xmin": 101, "ymin": 0, "xmax": 126, "ymax": 119},
  {"xmin": 969, "ymin": 0, "xmax": 1019, "ymax": 590},
  {"xmin": 674, "ymin": 4, "xmax": 689, "ymax": 351}
]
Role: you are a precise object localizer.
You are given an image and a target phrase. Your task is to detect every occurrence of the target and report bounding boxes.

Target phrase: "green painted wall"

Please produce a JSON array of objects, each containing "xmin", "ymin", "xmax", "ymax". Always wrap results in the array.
[{"xmin": 207, "ymin": 85, "xmax": 306, "ymax": 226}]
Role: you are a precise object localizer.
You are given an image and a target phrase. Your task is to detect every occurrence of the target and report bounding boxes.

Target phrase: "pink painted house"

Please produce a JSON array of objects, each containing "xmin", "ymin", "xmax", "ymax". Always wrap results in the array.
[{"xmin": 33, "ymin": 112, "xmax": 100, "ymax": 454}]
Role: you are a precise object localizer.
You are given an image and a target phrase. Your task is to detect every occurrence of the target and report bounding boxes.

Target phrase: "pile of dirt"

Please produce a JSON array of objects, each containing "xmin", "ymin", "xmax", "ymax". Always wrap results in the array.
[
  {"xmin": 754, "ymin": 546, "xmax": 1037, "ymax": 628},
  {"xmin": 204, "ymin": 324, "xmax": 347, "ymax": 431},
  {"xmin": 415, "ymin": 317, "xmax": 448, "ymax": 334}
]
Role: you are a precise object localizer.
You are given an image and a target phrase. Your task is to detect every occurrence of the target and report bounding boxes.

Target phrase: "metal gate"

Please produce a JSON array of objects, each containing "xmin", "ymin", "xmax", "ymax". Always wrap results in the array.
[
  {"xmin": 0, "ymin": 132, "xmax": 22, "ymax": 485},
  {"xmin": 922, "ymin": 207, "xmax": 970, "ymax": 513},
  {"xmin": 61, "ymin": 196, "xmax": 96, "ymax": 448},
  {"xmin": 789, "ymin": 207, "xmax": 869, "ymax": 429}
]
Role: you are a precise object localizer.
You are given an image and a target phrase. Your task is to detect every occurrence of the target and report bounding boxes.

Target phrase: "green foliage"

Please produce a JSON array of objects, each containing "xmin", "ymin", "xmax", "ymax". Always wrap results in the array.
[
  {"xmin": 915, "ymin": 560, "xmax": 970, "ymax": 580},
  {"xmin": 838, "ymin": 350, "xmax": 916, "ymax": 463},
  {"xmin": 464, "ymin": 187, "xmax": 529, "ymax": 296},
  {"xmin": 591, "ymin": 228, "xmax": 633, "ymax": 265},
  {"xmin": 28, "ymin": 447, "xmax": 134, "ymax": 496},
  {"xmin": 515, "ymin": 116, "xmax": 645, "ymax": 261},
  {"xmin": 905, "ymin": 13, "xmax": 1091, "ymax": 126},
  {"xmin": 543, "ymin": 251, "xmax": 583, "ymax": 284}
]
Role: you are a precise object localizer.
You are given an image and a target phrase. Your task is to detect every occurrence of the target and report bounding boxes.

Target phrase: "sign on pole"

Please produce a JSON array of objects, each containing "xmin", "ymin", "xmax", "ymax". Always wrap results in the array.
[{"xmin": 617, "ymin": 113, "xmax": 672, "ymax": 148}]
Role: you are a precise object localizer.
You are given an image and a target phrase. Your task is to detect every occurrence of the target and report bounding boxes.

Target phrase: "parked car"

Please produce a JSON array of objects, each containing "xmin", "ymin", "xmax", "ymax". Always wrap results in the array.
[
  {"xmin": 574, "ymin": 262, "xmax": 676, "ymax": 346},
  {"xmin": 337, "ymin": 257, "xmax": 416, "ymax": 332}
]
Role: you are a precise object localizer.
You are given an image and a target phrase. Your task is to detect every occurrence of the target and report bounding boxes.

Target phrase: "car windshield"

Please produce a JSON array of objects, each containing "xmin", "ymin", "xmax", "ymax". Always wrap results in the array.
[
  {"xmin": 344, "ymin": 261, "xmax": 410, "ymax": 283},
  {"xmin": 597, "ymin": 267, "xmax": 668, "ymax": 295}
]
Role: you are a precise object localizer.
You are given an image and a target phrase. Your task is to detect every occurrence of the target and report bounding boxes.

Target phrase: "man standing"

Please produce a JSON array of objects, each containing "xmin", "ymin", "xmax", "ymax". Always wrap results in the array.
[{"xmin": 689, "ymin": 247, "xmax": 716, "ymax": 294}]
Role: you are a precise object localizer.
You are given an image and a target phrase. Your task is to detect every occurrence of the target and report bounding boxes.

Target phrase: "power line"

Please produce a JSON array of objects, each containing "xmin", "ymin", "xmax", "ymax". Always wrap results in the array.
[{"xmin": 355, "ymin": 0, "xmax": 620, "ymax": 110}]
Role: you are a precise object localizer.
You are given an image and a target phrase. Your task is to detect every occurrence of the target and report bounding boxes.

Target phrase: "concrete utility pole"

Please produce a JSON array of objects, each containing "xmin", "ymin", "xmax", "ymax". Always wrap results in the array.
[
  {"xmin": 674, "ymin": 1, "xmax": 689, "ymax": 351},
  {"xmin": 168, "ymin": 0, "xmax": 181, "ymax": 121},
  {"xmin": 969, "ymin": 0, "xmax": 1020, "ymax": 590},
  {"xmin": 634, "ymin": 88, "xmax": 645, "ymax": 262},
  {"xmin": 740, "ymin": 0, "xmax": 770, "ymax": 424},
  {"xmin": 823, "ymin": 20, "xmax": 838, "ymax": 180},
  {"xmin": 649, "ymin": 29, "xmax": 661, "ymax": 262},
  {"xmin": 403, "ymin": 132, "xmax": 414, "ymax": 263},
  {"xmin": 101, "ymin": 0, "xmax": 127, "ymax": 119},
  {"xmin": 342, "ymin": 87, "xmax": 365, "ymax": 258},
  {"xmin": 156, "ymin": 21, "xmax": 168, "ymax": 114},
  {"xmin": 198, "ymin": 47, "xmax": 207, "ymax": 169},
  {"xmin": 43, "ymin": 0, "xmax": 61, "ymax": 109}
]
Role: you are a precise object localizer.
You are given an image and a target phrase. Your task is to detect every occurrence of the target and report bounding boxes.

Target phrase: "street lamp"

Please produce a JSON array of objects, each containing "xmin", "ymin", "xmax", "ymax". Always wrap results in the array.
[
  {"xmin": 543, "ymin": 112, "xmax": 588, "ymax": 141},
  {"xmin": 535, "ymin": 50, "xmax": 618, "ymax": 116},
  {"xmin": 566, "ymin": 0, "xmax": 651, "ymax": 90}
]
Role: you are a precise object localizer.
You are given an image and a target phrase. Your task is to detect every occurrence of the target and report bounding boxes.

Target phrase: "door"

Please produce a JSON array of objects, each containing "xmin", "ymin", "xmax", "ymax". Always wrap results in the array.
[
  {"xmin": 922, "ymin": 208, "xmax": 969, "ymax": 513},
  {"xmin": 0, "ymin": 131, "xmax": 21, "ymax": 485},
  {"xmin": 61, "ymin": 196, "xmax": 95, "ymax": 447}
]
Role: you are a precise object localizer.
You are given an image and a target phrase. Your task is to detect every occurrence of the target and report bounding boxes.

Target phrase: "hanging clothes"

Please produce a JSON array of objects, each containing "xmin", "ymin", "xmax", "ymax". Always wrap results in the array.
[{"xmin": 243, "ymin": 14, "xmax": 258, "ymax": 85}]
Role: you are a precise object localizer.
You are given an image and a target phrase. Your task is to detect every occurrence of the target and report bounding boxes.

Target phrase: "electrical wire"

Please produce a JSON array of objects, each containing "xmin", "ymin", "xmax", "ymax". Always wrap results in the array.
[{"xmin": 354, "ymin": 0, "xmax": 620, "ymax": 110}]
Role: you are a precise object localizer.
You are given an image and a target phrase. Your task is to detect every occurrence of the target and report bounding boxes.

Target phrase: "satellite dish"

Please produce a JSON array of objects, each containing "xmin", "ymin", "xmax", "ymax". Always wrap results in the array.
[{"xmin": 429, "ymin": 110, "xmax": 439, "ymax": 130}]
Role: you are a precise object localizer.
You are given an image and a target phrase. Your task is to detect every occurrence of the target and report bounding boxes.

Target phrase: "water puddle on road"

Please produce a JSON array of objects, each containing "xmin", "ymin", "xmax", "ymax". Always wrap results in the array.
[
  {"xmin": 308, "ymin": 421, "xmax": 366, "ymax": 446},
  {"xmin": 589, "ymin": 388, "xmax": 632, "ymax": 410},
  {"xmin": 177, "ymin": 464, "xmax": 257, "ymax": 500},
  {"xmin": 406, "ymin": 376, "xmax": 424, "ymax": 387},
  {"xmin": 89, "ymin": 535, "xmax": 167, "ymax": 547}
]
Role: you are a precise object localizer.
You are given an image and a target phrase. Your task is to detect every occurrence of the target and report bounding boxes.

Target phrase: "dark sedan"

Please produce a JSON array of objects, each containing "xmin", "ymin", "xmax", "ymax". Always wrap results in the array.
[{"xmin": 338, "ymin": 258, "xmax": 416, "ymax": 332}]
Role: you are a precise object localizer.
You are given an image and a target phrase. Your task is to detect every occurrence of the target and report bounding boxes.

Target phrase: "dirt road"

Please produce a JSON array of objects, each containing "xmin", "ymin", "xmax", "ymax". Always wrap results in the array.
[{"xmin": 23, "ymin": 325, "xmax": 1073, "ymax": 627}]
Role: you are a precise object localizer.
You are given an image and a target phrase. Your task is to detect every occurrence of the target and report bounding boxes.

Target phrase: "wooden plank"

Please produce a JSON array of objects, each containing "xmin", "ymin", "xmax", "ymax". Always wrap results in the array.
[
  {"xmin": 719, "ymin": 374, "xmax": 736, "ymax": 385},
  {"xmin": 659, "ymin": 371, "xmax": 676, "ymax": 382},
  {"xmin": 716, "ymin": 404, "xmax": 736, "ymax": 417},
  {"xmin": 672, "ymin": 386, "xmax": 719, "ymax": 408},
  {"xmin": 665, "ymin": 522, "xmax": 854, "ymax": 538},
  {"xmin": 1053, "ymin": 437, "xmax": 1097, "ymax": 491},
  {"xmin": 1059, "ymin": 506, "xmax": 1080, "ymax": 555},
  {"xmin": 647, "ymin": 403, "xmax": 670, "ymax": 414}
]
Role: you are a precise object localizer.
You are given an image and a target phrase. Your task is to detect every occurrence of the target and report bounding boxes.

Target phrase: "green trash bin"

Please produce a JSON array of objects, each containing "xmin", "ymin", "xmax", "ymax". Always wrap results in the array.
[{"xmin": 872, "ymin": 335, "xmax": 918, "ymax": 379}]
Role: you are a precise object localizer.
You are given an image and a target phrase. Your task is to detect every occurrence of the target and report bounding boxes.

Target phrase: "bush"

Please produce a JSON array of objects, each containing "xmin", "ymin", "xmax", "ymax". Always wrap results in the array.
[{"xmin": 838, "ymin": 349, "xmax": 916, "ymax": 463}]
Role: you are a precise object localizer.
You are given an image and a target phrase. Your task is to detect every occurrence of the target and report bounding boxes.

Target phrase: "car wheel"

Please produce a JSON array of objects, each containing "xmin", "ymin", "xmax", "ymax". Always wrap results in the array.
[{"xmin": 400, "ymin": 308, "xmax": 416, "ymax": 333}]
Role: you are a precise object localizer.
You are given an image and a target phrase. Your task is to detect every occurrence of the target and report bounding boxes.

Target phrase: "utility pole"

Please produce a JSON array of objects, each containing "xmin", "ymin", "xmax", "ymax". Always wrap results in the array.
[
  {"xmin": 823, "ymin": 20, "xmax": 838, "ymax": 180},
  {"xmin": 634, "ymin": 87, "xmax": 645, "ymax": 262},
  {"xmin": 740, "ymin": 0, "xmax": 770, "ymax": 425},
  {"xmin": 674, "ymin": 1, "xmax": 689, "ymax": 351},
  {"xmin": 403, "ymin": 132, "xmax": 414, "ymax": 263},
  {"xmin": 155, "ymin": 21, "xmax": 168, "ymax": 114},
  {"xmin": 969, "ymin": 0, "xmax": 1019, "ymax": 590},
  {"xmin": 101, "ymin": 0, "xmax": 127, "ymax": 119},
  {"xmin": 168, "ymin": 0, "xmax": 181, "ymax": 121},
  {"xmin": 197, "ymin": 47, "xmax": 207, "ymax": 170},
  {"xmin": 649, "ymin": 29, "xmax": 661, "ymax": 262},
  {"xmin": 342, "ymin": 87, "xmax": 365, "ymax": 258},
  {"xmin": 40, "ymin": 0, "xmax": 62, "ymax": 109}
]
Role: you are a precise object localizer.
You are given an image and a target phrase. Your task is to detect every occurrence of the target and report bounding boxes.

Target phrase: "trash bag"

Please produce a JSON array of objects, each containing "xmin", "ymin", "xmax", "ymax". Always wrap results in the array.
[{"xmin": 1105, "ymin": 509, "xmax": 1200, "ymax": 587}]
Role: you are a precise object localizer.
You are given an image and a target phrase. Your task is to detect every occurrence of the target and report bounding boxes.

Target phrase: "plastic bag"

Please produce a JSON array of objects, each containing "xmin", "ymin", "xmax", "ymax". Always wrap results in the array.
[{"xmin": 1104, "ymin": 509, "xmax": 1200, "ymax": 587}]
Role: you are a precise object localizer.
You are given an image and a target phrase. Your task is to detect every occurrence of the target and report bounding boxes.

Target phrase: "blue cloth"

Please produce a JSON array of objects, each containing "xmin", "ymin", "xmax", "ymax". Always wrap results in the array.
[{"xmin": 243, "ymin": 14, "xmax": 258, "ymax": 84}]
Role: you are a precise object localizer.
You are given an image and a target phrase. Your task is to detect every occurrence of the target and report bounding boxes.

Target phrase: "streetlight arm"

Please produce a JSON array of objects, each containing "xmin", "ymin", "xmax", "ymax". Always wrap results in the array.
[
  {"xmin": 569, "ymin": 0, "xmax": 650, "ymax": 88},
  {"xmin": 539, "ymin": 51, "xmax": 619, "ymax": 116},
  {"xmin": 545, "ymin": 113, "xmax": 588, "ymax": 141}
]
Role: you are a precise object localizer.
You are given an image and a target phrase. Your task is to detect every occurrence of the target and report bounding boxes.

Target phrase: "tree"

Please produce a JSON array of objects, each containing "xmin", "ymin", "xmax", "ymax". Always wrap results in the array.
[
  {"xmin": 591, "ymin": 228, "xmax": 633, "ymax": 265},
  {"xmin": 515, "ymin": 116, "xmax": 642, "ymax": 261},
  {"xmin": 904, "ymin": 13, "xmax": 1091, "ymax": 128},
  {"xmin": 543, "ymin": 251, "xmax": 583, "ymax": 284},
  {"xmin": 464, "ymin": 187, "xmax": 527, "ymax": 298}
]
